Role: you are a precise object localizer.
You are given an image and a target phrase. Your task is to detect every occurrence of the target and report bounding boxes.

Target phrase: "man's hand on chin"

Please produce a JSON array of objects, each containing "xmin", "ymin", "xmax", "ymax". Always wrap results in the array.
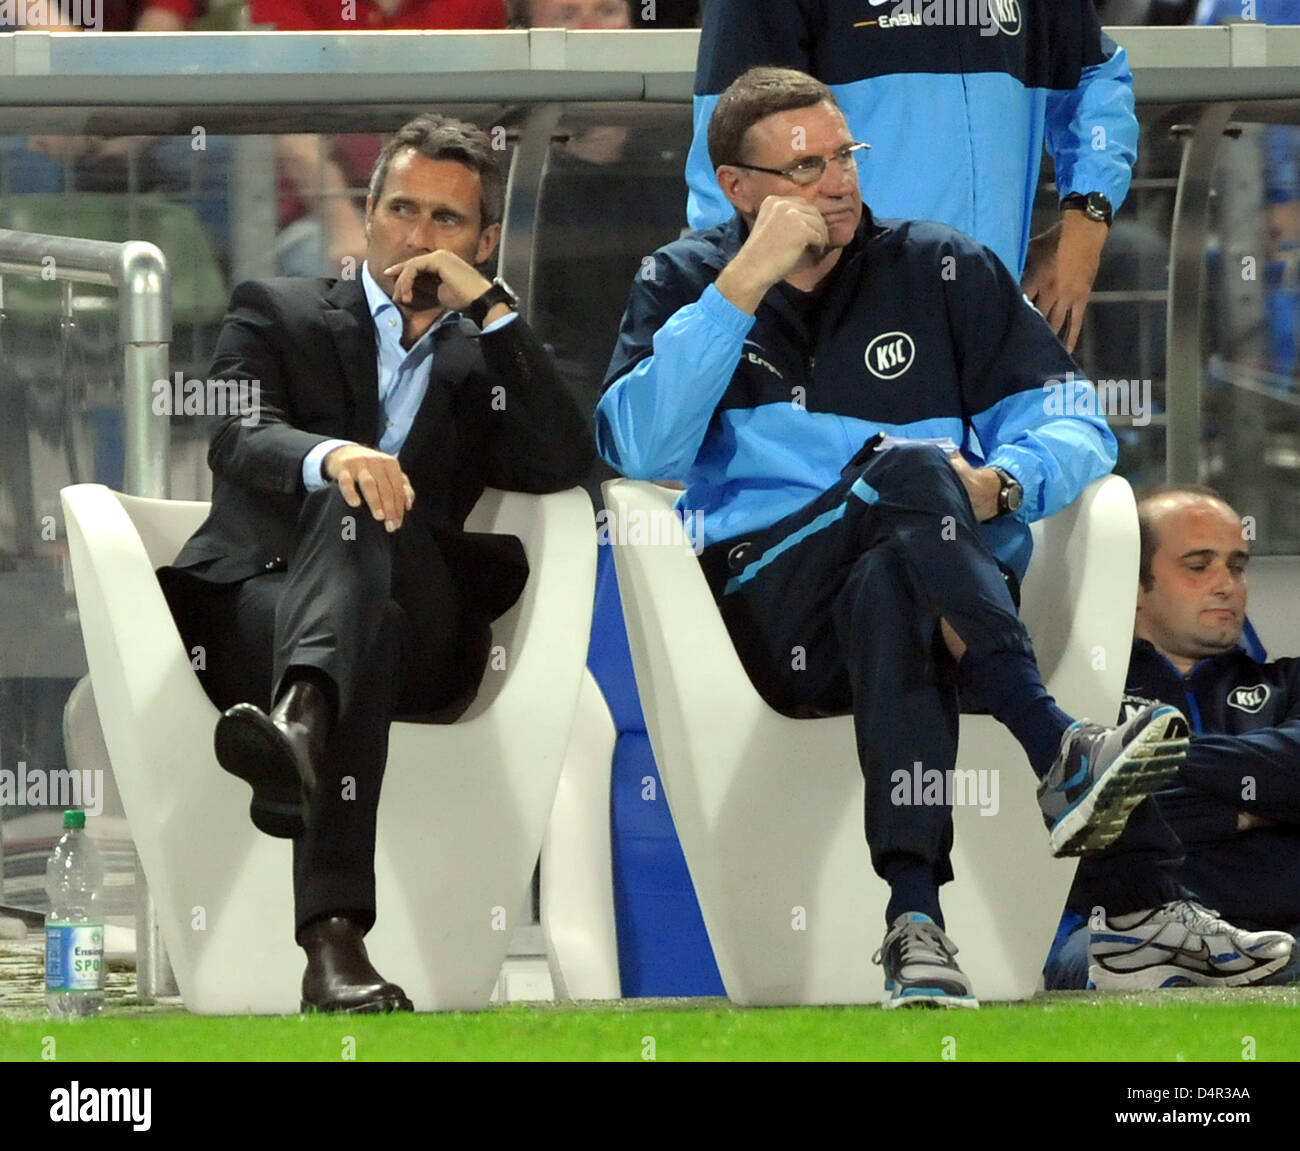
[
  {"xmin": 323, "ymin": 444, "xmax": 415, "ymax": 533},
  {"xmin": 715, "ymin": 196, "xmax": 830, "ymax": 315},
  {"xmin": 383, "ymin": 251, "xmax": 491, "ymax": 316}
]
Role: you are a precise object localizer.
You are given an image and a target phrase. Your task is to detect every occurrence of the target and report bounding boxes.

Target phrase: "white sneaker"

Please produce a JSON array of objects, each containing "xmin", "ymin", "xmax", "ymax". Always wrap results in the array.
[{"xmin": 1088, "ymin": 900, "xmax": 1294, "ymax": 990}]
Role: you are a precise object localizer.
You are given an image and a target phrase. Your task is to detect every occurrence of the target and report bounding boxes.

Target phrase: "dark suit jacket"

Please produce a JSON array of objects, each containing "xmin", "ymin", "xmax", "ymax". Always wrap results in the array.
[{"xmin": 170, "ymin": 276, "xmax": 593, "ymax": 620}]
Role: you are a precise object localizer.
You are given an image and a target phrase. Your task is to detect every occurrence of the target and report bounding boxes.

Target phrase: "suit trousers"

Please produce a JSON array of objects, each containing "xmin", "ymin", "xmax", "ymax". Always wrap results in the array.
[
  {"xmin": 697, "ymin": 443, "xmax": 1034, "ymax": 884},
  {"xmin": 160, "ymin": 485, "xmax": 494, "ymax": 936}
]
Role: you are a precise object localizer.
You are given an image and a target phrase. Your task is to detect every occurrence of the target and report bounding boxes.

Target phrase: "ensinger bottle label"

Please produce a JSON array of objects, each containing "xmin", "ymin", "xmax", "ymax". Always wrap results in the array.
[{"xmin": 45, "ymin": 923, "xmax": 104, "ymax": 992}]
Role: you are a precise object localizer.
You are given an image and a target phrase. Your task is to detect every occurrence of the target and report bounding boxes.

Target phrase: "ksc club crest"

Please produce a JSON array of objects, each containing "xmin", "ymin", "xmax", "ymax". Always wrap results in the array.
[
  {"xmin": 988, "ymin": 0, "xmax": 1021, "ymax": 36},
  {"xmin": 865, "ymin": 331, "xmax": 916, "ymax": 379},
  {"xmin": 1227, "ymin": 684, "xmax": 1270, "ymax": 714}
]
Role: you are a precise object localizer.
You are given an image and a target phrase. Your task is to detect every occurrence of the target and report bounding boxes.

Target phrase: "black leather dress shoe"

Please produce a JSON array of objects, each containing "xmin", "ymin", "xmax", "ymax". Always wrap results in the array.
[
  {"xmin": 299, "ymin": 916, "xmax": 414, "ymax": 1014},
  {"xmin": 213, "ymin": 679, "xmax": 329, "ymax": 839}
]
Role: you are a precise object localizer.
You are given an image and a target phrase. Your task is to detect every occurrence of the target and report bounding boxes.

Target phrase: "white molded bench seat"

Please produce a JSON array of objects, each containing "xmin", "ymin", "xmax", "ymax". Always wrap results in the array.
[
  {"xmin": 605, "ymin": 475, "xmax": 1138, "ymax": 1005},
  {"xmin": 61, "ymin": 482, "xmax": 595, "ymax": 1013}
]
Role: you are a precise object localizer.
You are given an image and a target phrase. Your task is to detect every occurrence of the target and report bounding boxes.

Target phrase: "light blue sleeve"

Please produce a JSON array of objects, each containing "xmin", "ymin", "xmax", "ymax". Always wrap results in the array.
[
  {"xmin": 972, "ymin": 387, "xmax": 1117, "ymax": 523},
  {"xmin": 687, "ymin": 94, "xmax": 732, "ymax": 232},
  {"xmin": 595, "ymin": 283, "xmax": 754, "ymax": 479},
  {"xmin": 1044, "ymin": 40, "xmax": 1139, "ymax": 212},
  {"xmin": 478, "ymin": 310, "xmax": 517, "ymax": 334},
  {"xmin": 302, "ymin": 438, "xmax": 354, "ymax": 491}
]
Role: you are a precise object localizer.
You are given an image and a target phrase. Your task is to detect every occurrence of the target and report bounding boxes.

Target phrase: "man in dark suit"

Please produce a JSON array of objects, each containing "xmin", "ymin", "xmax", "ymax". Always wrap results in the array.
[{"xmin": 158, "ymin": 114, "xmax": 592, "ymax": 1013}]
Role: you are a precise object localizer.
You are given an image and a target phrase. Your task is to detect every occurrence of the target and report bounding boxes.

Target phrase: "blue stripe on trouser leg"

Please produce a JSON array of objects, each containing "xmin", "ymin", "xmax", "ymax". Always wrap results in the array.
[
  {"xmin": 723, "ymin": 502, "xmax": 847, "ymax": 595},
  {"xmin": 850, "ymin": 475, "xmax": 880, "ymax": 505}
]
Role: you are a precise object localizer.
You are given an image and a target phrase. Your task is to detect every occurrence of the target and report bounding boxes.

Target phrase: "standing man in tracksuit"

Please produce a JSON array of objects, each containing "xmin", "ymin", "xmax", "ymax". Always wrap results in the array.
[
  {"xmin": 686, "ymin": 0, "xmax": 1139, "ymax": 353},
  {"xmin": 597, "ymin": 67, "xmax": 1189, "ymax": 1007},
  {"xmin": 1046, "ymin": 487, "xmax": 1298, "ymax": 991}
]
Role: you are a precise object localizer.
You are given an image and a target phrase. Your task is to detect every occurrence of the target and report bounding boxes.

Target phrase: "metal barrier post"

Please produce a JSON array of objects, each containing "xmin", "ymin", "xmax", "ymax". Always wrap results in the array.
[
  {"xmin": 1165, "ymin": 103, "xmax": 1237, "ymax": 485},
  {"xmin": 0, "ymin": 228, "xmax": 175, "ymax": 997}
]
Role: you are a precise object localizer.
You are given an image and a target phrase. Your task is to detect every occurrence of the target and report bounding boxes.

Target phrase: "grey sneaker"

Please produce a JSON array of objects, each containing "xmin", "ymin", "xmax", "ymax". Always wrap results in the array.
[
  {"xmin": 872, "ymin": 912, "xmax": 979, "ymax": 1009},
  {"xmin": 1089, "ymin": 900, "xmax": 1294, "ymax": 989},
  {"xmin": 1038, "ymin": 704, "xmax": 1188, "ymax": 857}
]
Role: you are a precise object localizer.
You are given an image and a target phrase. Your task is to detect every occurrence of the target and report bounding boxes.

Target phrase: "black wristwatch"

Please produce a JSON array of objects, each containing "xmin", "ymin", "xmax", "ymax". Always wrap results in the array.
[
  {"xmin": 990, "ymin": 466, "xmax": 1023, "ymax": 517},
  {"xmin": 1060, "ymin": 192, "xmax": 1113, "ymax": 228},
  {"xmin": 465, "ymin": 277, "xmax": 518, "ymax": 328}
]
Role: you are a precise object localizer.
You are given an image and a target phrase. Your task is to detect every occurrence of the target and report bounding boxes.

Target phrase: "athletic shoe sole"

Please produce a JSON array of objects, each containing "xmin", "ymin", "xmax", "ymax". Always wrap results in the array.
[
  {"xmin": 1088, "ymin": 953, "xmax": 1290, "ymax": 990},
  {"xmin": 1049, "ymin": 709, "xmax": 1188, "ymax": 857},
  {"xmin": 882, "ymin": 980, "xmax": 980, "ymax": 1009}
]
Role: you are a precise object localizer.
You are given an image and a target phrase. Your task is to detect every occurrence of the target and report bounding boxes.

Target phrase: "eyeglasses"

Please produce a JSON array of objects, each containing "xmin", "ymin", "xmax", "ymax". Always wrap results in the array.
[{"xmin": 728, "ymin": 141, "xmax": 870, "ymax": 186}]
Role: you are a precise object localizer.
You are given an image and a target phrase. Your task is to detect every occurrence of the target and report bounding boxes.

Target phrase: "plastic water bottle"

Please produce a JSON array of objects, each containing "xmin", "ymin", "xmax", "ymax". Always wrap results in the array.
[{"xmin": 45, "ymin": 810, "xmax": 105, "ymax": 1017}]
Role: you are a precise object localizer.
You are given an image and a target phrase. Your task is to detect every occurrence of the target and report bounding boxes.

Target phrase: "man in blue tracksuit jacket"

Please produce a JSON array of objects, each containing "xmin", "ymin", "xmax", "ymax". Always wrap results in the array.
[
  {"xmin": 597, "ymin": 67, "xmax": 1189, "ymax": 1008},
  {"xmin": 1046, "ymin": 487, "xmax": 1298, "ymax": 991},
  {"xmin": 687, "ymin": 0, "xmax": 1139, "ymax": 352}
]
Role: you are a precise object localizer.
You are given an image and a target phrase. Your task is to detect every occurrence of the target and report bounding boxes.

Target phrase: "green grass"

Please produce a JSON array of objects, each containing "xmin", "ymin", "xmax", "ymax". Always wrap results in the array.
[{"xmin": 3, "ymin": 994, "xmax": 1300, "ymax": 1061}]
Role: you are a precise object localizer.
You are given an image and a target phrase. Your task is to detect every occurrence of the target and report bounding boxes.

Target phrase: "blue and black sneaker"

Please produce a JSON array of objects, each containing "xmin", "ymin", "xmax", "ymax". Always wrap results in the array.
[
  {"xmin": 1038, "ymin": 704, "xmax": 1188, "ymax": 857},
  {"xmin": 873, "ymin": 912, "xmax": 979, "ymax": 1009}
]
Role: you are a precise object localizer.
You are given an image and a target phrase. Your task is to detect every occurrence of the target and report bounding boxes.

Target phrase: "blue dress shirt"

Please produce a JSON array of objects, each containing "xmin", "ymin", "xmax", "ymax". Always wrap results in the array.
[{"xmin": 302, "ymin": 261, "xmax": 515, "ymax": 489}]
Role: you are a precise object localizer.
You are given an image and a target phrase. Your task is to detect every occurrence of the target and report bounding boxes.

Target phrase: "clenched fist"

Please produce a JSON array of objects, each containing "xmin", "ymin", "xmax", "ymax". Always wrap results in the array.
[{"xmin": 716, "ymin": 196, "xmax": 832, "ymax": 314}]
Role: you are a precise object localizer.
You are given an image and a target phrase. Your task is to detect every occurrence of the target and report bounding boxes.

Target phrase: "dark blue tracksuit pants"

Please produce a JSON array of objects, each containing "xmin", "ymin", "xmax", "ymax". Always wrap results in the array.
[{"xmin": 697, "ymin": 442, "xmax": 1036, "ymax": 885}]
